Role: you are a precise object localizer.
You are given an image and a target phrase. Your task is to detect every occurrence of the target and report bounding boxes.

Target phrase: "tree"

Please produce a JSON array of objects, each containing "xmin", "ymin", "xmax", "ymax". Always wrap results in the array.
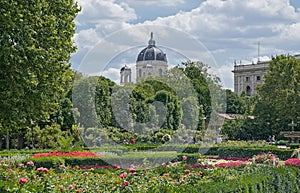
[
  {"xmin": 181, "ymin": 61, "xmax": 224, "ymax": 130},
  {"xmin": 72, "ymin": 76, "xmax": 99, "ymax": 128},
  {"xmin": 0, "ymin": 1, "xmax": 80, "ymax": 149},
  {"xmin": 225, "ymin": 89, "xmax": 246, "ymax": 114},
  {"xmin": 95, "ymin": 76, "xmax": 116, "ymax": 127},
  {"xmin": 254, "ymin": 55, "xmax": 300, "ymax": 137}
]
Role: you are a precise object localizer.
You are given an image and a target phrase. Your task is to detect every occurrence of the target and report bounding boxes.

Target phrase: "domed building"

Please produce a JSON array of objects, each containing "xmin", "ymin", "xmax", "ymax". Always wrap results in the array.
[
  {"xmin": 136, "ymin": 32, "xmax": 168, "ymax": 79},
  {"xmin": 120, "ymin": 32, "xmax": 168, "ymax": 84}
]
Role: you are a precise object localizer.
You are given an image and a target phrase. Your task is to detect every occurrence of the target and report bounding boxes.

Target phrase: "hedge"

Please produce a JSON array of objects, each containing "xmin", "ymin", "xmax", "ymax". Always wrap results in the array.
[{"xmin": 150, "ymin": 166, "xmax": 300, "ymax": 193}]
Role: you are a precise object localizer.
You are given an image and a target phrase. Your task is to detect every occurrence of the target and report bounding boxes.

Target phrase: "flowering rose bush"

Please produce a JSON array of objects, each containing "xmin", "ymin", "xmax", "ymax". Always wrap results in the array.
[
  {"xmin": 284, "ymin": 158, "xmax": 300, "ymax": 168},
  {"xmin": 32, "ymin": 151, "xmax": 100, "ymax": 158},
  {"xmin": 0, "ymin": 154, "xmax": 299, "ymax": 192},
  {"xmin": 252, "ymin": 152, "xmax": 279, "ymax": 165}
]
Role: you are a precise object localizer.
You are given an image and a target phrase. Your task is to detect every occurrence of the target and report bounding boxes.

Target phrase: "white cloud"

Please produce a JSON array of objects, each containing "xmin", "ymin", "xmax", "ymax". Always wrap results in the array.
[
  {"xmin": 143, "ymin": 0, "xmax": 300, "ymax": 39},
  {"xmin": 76, "ymin": 0, "xmax": 136, "ymax": 25},
  {"xmin": 72, "ymin": 0, "xmax": 300, "ymax": 89},
  {"xmin": 75, "ymin": 28, "xmax": 101, "ymax": 50},
  {"xmin": 124, "ymin": 0, "xmax": 185, "ymax": 7}
]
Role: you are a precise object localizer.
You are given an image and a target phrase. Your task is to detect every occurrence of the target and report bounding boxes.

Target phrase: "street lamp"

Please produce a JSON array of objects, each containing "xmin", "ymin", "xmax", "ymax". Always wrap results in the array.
[{"xmin": 288, "ymin": 120, "xmax": 297, "ymax": 132}]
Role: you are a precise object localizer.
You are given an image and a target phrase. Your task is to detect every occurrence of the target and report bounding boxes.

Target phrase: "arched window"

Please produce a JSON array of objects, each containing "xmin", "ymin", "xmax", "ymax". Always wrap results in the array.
[
  {"xmin": 246, "ymin": 86, "xmax": 251, "ymax": 96},
  {"xmin": 139, "ymin": 69, "xmax": 142, "ymax": 77}
]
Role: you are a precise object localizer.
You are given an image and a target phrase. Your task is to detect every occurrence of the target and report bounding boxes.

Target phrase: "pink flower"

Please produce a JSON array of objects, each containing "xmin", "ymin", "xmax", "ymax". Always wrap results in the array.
[
  {"xmin": 120, "ymin": 172, "xmax": 127, "ymax": 179},
  {"xmin": 37, "ymin": 167, "xmax": 49, "ymax": 174},
  {"xmin": 19, "ymin": 178, "xmax": 27, "ymax": 184},
  {"xmin": 59, "ymin": 186, "xmax": 64, "ymax": 191},
  {"xmin": 163, "ymin": 173, "xmax": 169, "ymax": 177},
  {"xmin": 26, "ymin": 161, "xmax": 34, "ymax": 166},
  {"xmin": 8, "ymin": 169, "xmax": 13, "ymax": 174},
  {"xmin": 124, "ymin": 181, "xmax": 130, "ymax": 186},
  {"xmin": 184, "ymin": 169, "xmax": 190, "ymax": 174},
  {"xmin": 182, "ymin": 155, "xmax": 187, "ymax": 160},
  {"xmin": 76, "ymin": 190, "xmax": 81, "ymax": 192},
  {"xmin": 18, "ymin": 163, "xmax": 24, "ymax": 167},
  {"xmin": 129, "ymin": 168, "xmax": 136, "ymax": 173}
]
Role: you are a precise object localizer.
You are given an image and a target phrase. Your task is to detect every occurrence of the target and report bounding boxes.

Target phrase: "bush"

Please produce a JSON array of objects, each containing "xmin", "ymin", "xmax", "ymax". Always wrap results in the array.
[{"xmin": 290, "ymin": 143, "xmax": 300, "ymax": 149}]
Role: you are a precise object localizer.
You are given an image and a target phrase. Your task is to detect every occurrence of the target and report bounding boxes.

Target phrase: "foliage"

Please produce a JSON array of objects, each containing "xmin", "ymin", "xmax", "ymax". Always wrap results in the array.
[
  {"xmin": 95, "ymin": 76, "xmax": 116, "ymax": 127},
  {"xmin": 225, "ymin": 89, "xmax": 247, "ymax": 114},
  {"xmin": 0, "ymin": 0, "xmax": 80, "ymax": 149},
  {"xmin": 24, "ymin": 124, "xmax": 83, "ymax": 150},
  {"xmin": 181, "ymin": 61, "xmax": 224, "ymax": 130},
  {"xmin": 254, "ymin": 55, "xmax": 300, "ymax": 137},
  {"xmin": 72, "ymin": 76, "xmax": 99, "ymax": 128}
]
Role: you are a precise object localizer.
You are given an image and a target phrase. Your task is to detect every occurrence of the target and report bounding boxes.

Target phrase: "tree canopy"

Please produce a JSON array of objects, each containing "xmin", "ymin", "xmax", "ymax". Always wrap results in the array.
[
  {"xmin": 254, "ymin": 55, "xmax": 300, "ymax": 135},
  {"xmin": 0, "ymin": 0, "xmax": 80, "ymax": 148}
]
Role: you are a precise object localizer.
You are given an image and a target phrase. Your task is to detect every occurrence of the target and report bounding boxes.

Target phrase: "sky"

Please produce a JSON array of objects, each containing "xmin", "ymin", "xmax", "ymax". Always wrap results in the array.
[{"xmin": 71, "ymin": 0, "xmax": 300, "ymax": 89}]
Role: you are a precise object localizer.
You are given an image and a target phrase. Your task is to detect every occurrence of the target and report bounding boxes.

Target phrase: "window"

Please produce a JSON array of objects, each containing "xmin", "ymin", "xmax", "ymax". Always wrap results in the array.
[
  {"xmin": 245, "ymin": 77, "xmax": 250, "ymax": 82},
  {"xmin": 257, "ymin": 76, "xmax": 261, "ymax": 81},
  {"xmin": 246, "ymin": 86, "xmax": 251, "ymax": 96},
  {"xmin": 139, "ymin": 69, "xmax": 142, "ymax": 77}
]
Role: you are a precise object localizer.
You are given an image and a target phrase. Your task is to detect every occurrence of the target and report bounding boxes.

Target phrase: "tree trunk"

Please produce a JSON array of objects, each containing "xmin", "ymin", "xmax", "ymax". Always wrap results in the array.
[
  {"xmin": 6, "ymin": 129, "xmax": 9, "ymax": 150},
  {"xmin": 0, "ymin": 135, "xmax": 2, "ymax": 150},
  {"xmin": 17, "ymin": 133, "xmax": 24, "ymax": 149}
]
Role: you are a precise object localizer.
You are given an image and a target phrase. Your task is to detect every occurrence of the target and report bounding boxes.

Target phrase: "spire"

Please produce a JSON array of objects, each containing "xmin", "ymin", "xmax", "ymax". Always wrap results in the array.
[{"xmin": 148, "ymin": 32, "xmax": 155, "ymax": 46}]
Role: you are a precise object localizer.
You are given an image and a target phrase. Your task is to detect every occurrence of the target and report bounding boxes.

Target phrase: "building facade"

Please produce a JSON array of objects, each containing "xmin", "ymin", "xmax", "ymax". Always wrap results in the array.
[
  {"xmin": 232, "ymin": 54, "xmax": 300, "ymax": 96},
  {"xmin": 232, "ymin": 61, "xmax": 269, "ymax": 96}
]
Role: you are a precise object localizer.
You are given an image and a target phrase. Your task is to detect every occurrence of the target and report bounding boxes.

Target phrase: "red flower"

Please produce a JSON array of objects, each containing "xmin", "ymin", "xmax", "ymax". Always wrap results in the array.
[
  {"xmin": 32, "ymin": 151, "xmax": 100, "ymax": 158},
  {"xmin": 129, "ymin": 168, "xmax": 136, "ymax": 173},
  {"xmin": 120, "ymin": 172, "xmax": 127, "ymax": 179},
  {"xmin": 184, "ymin": 169, "xmax": 190, "ymax": 174},
  {"xmin": 124, "ymin": 181, "xmax": 130, "ymax": 186},
  {"xmin": 284, "ymin": 158, "xmax": 300, "ymax": 168},
  {"xmin": 20, "ymin": 178, "xmax": 27, "ymax": 184},
  {"xmin": 130, "ymin": 139, "xmax": 135, "ymax": 144},
  {"xmin": 215, "ymin": 161, "xmax": 246, "ymax": 168}
]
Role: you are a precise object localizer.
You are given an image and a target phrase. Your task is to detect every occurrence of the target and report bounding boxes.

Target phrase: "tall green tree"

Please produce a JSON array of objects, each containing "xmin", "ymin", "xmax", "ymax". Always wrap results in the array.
[
  {"xmin": 181, "ymin": 61, "xmax": 224, "ymax": 130},
  {"xmin": 254, "ymin": 55, "xmax": 300, "ymax": 137},
  {"xmin": 0, "ymin": 0, "xmax": 80, "ymax": 149},
  {"xmin": 72, "ymin": 76, "xmax": 98, "ymax": 128},
  {"xmin": 95, "ymin": 76, "xmax": 116, "ymax": 127}
]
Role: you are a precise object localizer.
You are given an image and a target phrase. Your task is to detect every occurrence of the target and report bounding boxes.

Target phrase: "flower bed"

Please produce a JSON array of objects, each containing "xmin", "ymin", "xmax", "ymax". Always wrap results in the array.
[
  {"xmin": 32, "ymin": 151, "xmax": 100, "ymax": 158},
  {"xmin": 1, "ymin": 156, "xmax": 300, "ymax": 193},
  {"xmin": 284, "ymin": 158, "xmax": 300, "ymax": 168}
]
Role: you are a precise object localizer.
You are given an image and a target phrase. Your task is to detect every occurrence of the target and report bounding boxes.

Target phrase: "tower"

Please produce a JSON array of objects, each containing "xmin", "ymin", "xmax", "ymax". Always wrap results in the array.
[
  {"xmin": 136, "ymin": 32, "xmax": 168, "ymax": 80},
  {"xmin": 120, "ymin": 65, "xmax": 131, "ymax": 85}
]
